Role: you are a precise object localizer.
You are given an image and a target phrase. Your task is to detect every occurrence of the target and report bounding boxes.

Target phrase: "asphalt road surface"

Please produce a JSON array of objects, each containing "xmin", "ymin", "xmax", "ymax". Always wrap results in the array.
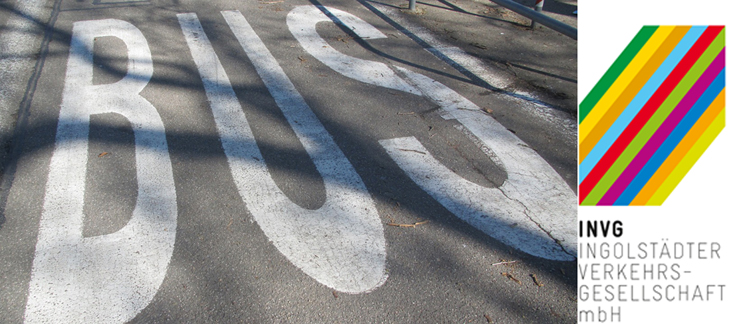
[{"xmin": 0, "ymin": 0, "xmax": 578, "ymax": 322}]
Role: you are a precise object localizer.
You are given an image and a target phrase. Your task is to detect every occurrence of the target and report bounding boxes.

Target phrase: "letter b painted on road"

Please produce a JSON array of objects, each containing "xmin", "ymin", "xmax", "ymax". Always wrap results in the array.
[{"xmin": 24, "ymin": 19, "xmax": 177, "ymax": 323}]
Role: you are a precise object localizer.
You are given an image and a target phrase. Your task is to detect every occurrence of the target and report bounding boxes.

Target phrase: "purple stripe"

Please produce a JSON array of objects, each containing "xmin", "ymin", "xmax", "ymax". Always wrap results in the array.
[{"xmin": 598, "ymin": 47, "xmax": 726, "ymax": 205}]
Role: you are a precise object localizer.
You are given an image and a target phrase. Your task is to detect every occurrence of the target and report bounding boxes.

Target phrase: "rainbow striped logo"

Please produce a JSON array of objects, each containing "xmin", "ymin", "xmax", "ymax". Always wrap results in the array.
[{"xmin": 579, "ymin": 26, "xmax": 726, "ymax": 206}]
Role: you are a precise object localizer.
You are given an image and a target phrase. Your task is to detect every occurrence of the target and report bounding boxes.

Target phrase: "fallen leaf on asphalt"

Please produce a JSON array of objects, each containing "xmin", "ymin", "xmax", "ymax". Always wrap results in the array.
[
  {"xmin": 98, "ymin": 152, "xmax": 109, "ymax": 158},
  {"xmin": 484, "ymin": 314, "xmax": 493, "ymax": 323},
  {"xmin": 530, "ymin": 274, "xmax": 544, "ymax": 287}
]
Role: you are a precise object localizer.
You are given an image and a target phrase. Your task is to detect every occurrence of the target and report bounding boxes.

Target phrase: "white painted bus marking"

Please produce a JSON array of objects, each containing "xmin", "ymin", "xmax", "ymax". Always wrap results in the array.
[
  {"xmin": 25, "ymin": 19, "xmax": 178, "ymax": 323},
  {"xmin": 288, "ymin": 5, "xmax": 576, "ymax": 260},
  {"xmin": 395, "ymin": 67, "xmax": 577, "ymax": 260},
  {"xmin": 381, "ymin": 137, "xmax": 573, "ymax": 260},
  {"xmin": 179, "ymin": 12, "xmax": 386, "ymax": 294}
]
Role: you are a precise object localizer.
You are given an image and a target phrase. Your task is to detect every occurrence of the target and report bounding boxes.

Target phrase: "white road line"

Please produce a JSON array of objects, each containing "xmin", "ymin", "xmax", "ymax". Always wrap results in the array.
[
  {"xmin": 25, "ymin": 19, "xmax": 178, "ymax": 323},
  {"xmin": 179, "ymin": 12, "xmax": 386, "ymax": 294},
  {"xmin": 289, "ymin": 5, "xmax": 575, "ymax": 260}
]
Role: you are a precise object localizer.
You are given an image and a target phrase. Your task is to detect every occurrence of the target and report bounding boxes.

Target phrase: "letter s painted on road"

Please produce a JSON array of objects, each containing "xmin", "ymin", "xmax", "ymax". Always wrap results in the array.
[{"xmin": 288, "ymin": 5, "xmax": 577, "ymax": 261}]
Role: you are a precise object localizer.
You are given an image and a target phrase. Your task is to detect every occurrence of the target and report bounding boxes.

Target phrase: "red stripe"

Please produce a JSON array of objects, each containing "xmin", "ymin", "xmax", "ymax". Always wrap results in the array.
[{"xmin": 579, "ymin": 25, "xmax": 724, "ymax": 204}]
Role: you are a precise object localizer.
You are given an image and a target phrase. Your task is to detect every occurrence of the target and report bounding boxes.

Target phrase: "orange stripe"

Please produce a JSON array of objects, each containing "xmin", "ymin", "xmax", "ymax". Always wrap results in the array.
[
  {"xmin": 631, "ymin": 88, "xmax": 725, "ymax": 205},
  {"xmin": 580, "ymin": 26, "xmax": 690, "ymax": 162}
]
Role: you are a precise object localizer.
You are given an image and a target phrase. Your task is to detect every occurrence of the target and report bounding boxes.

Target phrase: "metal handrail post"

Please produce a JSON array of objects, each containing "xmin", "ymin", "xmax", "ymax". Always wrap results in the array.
[
  {"xmin": 489, "ymin": 0, "xmax": 576, "ymax": 40},
  {"xmin": 531, "ymin": 0, "xmax": 544, "ymax": 29},
  {"xmin": 409, "ymin": 0, "xmax": 416, "ymax": 11}
]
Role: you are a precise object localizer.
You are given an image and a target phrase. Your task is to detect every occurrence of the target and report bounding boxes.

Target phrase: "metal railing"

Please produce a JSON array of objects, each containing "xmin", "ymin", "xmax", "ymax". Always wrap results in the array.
[{"xmin": 407, "ymin": 0, "xmax": 577, "ymax": 40}]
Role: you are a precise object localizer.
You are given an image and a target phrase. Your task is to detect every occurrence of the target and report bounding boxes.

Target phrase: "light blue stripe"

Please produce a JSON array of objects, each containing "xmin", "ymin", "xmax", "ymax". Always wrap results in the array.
[
  {"xmin": 579, "ymin": 26, "xmax": 707, "ymax": 184},
  {"xmin": 615, "ymin": 68, "xmax": 724, "ymax": 205}
]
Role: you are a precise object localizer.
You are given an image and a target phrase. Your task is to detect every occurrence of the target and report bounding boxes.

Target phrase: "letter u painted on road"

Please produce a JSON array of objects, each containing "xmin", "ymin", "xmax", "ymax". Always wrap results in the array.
[
  {"xmin": 178, "ymin": 12, "xmax": 387, "ymax": 294},
  {"xmin": 24, "ymin": 20, "xmax": 178, "ymax": 323}
]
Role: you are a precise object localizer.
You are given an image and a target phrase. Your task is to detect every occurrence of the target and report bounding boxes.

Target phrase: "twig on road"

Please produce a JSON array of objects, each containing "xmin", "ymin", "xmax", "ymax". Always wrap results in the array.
[
  {"xmin": 398, "ymin": 148, "xmax": 426, "ymax": 155},
  {"xmin": 386, "ymin": 220, "xmax": 429, "ymax": 228},
  {"xmin": 502, "ymin": 272, "xmax": 522, "ymax": 285}
]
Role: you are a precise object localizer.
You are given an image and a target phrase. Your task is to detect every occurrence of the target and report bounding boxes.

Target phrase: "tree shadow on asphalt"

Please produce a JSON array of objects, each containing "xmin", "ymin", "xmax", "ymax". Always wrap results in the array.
[
  {"xmin": 373, "ymin": 0, "xmax": 532, "ymax": 28},
  {"xmin": 341, "ymin": 0, "xmax": 578, "ymax": 116},
  {"xmin": 354, "ymin": 0, "xmax": 578, "ymax": 116},
  {"xmin": 513, "ymin": 0, "xmax": 577, "ymax": 17},
  {"xmin": 0, "ymin": 1, "xmax": 576, "ymax": 322}
]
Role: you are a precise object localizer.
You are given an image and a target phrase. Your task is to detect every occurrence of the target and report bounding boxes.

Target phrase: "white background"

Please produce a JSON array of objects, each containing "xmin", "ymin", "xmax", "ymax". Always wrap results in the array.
[{"xmin": 578, "ymin": 0, "xmax": 749, "ymax": 322}]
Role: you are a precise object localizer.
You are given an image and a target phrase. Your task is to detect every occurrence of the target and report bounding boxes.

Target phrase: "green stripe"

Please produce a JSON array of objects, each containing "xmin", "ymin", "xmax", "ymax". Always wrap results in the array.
[
  {"xmin": 582, "ymin": 28, "xmax": 725, "ymax": 205},
  {"xmin": 579, "ymin": 26, "xmax": 658, "ymax": 124}
]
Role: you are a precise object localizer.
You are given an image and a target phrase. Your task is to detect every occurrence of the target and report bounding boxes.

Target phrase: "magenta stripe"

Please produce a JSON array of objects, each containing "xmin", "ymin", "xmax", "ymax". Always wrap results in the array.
[{"xmin": 598, "ymin": 48, "xmax": 726, "ymax": 205}]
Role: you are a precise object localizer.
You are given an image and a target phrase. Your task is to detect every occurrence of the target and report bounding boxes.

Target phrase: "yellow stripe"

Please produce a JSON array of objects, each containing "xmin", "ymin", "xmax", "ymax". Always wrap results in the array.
[
  {"xmin": 632, "ymin": 89, "xmax": 725, "ymax": 205},
  {"xmin": 579, "ymin": 26, "xmax": 676, "ymax": 143},
  {"xmin": 646, "ymin": 107, "xmax": 725, "ymax": 205},
  {"xmin": 580, "ymin": 26, "xmax": 690, "ymax": 162}
]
